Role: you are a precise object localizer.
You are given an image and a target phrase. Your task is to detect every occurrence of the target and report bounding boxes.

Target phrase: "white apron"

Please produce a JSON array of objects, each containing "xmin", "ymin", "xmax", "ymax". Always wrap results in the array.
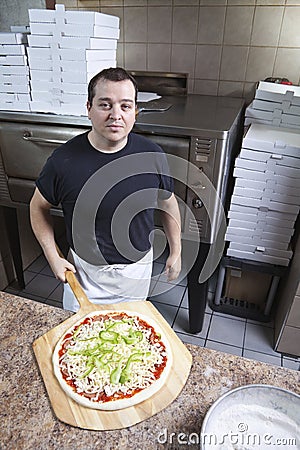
[{"xmin": 63, "ymin": 248, "xmax": 153, "ymax": 312}]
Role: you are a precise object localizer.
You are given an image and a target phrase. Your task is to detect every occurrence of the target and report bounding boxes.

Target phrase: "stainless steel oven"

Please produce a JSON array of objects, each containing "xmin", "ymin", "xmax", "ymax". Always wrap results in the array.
[{"xmin": 0, "ymin": 91, "xmax": 244, "ymax": 333}]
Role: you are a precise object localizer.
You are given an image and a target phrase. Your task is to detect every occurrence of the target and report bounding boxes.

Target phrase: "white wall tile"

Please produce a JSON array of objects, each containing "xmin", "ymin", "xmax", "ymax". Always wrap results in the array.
[
  {"xmin": 124, "ymin": 43, "xmax": 147, "ymax": 70},
  {"xmin": 148, "ymin": 7, "xmax": 172, "ymax": 43},
  {"xmin": 224, "ymin": 6, "xmax": 255, "ymax": 45},
  {"xmin": 170, "ymin": 44, "xmax": 196, "ymax": 77},
  {"xmin": 123, "ymin": 7, "xmax": 147, "ymax": 42},
  {"xmin": 251, "ymin": 6, "xmax": 284, "ymax": 46},
  {"xmin": 195, "ymin": 45, "xmax": 222, "ymax": 79},
  {"xmin": 220, "ymin": 46, "xmax": 249, "ymax": 81},
  {"xmin": 274, "ymin": 48, "xmax": 300, "ymax": 84},
  {"xmin": 279, "ymin": 7, "xmax": 300, "ymax": 47},
  {"xmin": 198, "ymin": 6, "xmax": 226, "ymax": 44},
  {"xmin": 245, "ymin": 47, "xmax": 277, "ymax": 82},
  {"xmin": 148, "ymin": 43, "xmax": 171, "ymax": 71},
  {"xmin": 172, "ymin": 6, "xmax": 199, "ymax": 44}
]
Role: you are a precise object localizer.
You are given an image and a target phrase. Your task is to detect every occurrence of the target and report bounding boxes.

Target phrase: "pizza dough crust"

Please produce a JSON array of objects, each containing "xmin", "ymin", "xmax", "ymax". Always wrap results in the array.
[{"xmin": 52, "ymin": 310, "xmax": 173, "ymax": 411}]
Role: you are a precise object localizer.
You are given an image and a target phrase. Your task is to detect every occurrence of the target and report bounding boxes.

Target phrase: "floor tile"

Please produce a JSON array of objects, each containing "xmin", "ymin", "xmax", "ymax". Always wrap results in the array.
[
  {"xmin": 48, "ymin": 283, "xmax": 63, "ymax": 303},
  {"xmin": 150, "ymin": 301, "xmax": 178, "ymax": 327},
  {"xmin": 158, "ymin": 270, "xmax": 187, "ymax": 287},
  {"xmin": 205, "ymin": 340, "xmax": 243, "ymax": 357},
  {"xmin": 176, "ymin": 331, "xmax": 205, "ymax": 347},
  {"xmin": 207, "ymin": 315, "xmax": 246, "ymax": 348},
  {"xmin": 173, "ymin": 308, "xmax": 211, "ymax": 339},
  {"xmin": 180, "ymin": 289, "xmax": 213, "ymax": 315},
  {"xmin": 23, "ymin": 274, "xmax": 61, "ymax": 299},
  {"xmin": 26, "ymin": 254, "xmax": 48, "ymax": 273},
  {"xmin": 247, "ymin": 317, "xmax": 274, "ymax": 328},
  {"xmin": 243, "ymin": 349, "xmax": 282, "ymax": 367},
  {"xmin": 151, "ymin": 261, "xmax": 165, "ymax": 278},
  {"xmin": 282, "ymin": 357, "xmax": 300, "ymax": 371},
  {"xmin": 149, "ymin": 281, "xmax": 185, "ymax": 307},
  {"xmin": 40, "ymin": 264, "xmax": 55, "ymax": 277},
  {"xmin": 244, "ymin": 322, "xmax": 278, "ymax": 356}
]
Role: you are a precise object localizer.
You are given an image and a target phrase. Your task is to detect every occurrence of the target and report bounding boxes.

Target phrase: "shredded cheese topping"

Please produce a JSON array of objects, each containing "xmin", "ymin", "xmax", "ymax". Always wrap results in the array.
[{"xmin": 58, "ymin": 313, "xmax": 167, "ymax": 403}]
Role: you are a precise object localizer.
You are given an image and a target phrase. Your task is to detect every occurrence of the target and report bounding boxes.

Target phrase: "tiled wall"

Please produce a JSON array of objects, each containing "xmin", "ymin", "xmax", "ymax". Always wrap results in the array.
[{"xmin": 57, "ymin": 0, "xmax": 300, "ymax": 100}]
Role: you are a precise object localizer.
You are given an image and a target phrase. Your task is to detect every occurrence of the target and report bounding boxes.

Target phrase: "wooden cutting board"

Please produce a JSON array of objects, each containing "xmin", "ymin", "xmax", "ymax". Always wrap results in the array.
[{"xmin": 33, "ymin": 270, "xmax": 192, "ymax": 430}]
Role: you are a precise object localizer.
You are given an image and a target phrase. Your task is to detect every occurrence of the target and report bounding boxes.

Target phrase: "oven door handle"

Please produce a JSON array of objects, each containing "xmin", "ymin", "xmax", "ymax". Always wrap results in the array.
[{"xmin": 22, "ymin": 132, "xmax": 66, "ymax": 146}]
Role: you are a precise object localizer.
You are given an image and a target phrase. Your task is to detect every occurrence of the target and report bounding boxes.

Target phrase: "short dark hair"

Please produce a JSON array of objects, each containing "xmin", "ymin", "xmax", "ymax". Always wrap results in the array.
[{"xmin": 87, "ymin": 67, "xmax": 138, "ymax": 105}]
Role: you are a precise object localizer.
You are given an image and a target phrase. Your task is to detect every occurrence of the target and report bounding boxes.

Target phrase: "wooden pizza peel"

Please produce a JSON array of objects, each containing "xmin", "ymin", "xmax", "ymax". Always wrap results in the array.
[{"xmin": 32, "ymin": 254, "xmax": 192, "ymax": 430}]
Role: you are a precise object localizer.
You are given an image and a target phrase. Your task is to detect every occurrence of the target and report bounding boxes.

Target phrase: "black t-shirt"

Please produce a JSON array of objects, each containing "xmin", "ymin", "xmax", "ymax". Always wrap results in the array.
[{"xmin": 36, "ymin": 131, "xmax": 173, "ymax": 264}]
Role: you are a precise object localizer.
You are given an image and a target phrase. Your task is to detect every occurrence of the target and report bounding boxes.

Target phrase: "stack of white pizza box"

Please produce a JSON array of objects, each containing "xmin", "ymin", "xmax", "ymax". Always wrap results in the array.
[
  {"xmin": 245, "ymin": 81, "xmax": 300, "ymax": 131},
  {"xmin": 225, "ymin": 123, "xmax": 300, "ymax": 266},
  {"xmin": 27, "ymin": 4, "xmax": 120, "ymax": 115},
  {"xmin": 0, "ymin": 31, "xmax": 30, "ymax": 111}
]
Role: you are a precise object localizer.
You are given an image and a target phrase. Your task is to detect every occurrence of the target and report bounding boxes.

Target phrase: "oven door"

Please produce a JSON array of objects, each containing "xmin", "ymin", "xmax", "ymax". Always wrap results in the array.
[
  {"xmin": 0, "ymin": 122, "xmax": 90, "ymax": 206},
  {"xmin": 134, "ymin": 132, "xmax": 190, "ymax": 229}
]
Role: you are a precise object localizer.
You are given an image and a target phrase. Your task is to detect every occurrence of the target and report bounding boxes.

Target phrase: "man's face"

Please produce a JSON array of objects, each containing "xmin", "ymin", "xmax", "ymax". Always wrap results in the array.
[{"xmin": 87, "ymin": 78, "xmax": 137, "ymax": 150}]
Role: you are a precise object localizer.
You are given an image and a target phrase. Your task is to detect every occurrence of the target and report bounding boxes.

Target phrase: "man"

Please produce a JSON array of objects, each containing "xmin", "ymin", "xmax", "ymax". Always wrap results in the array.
[{"xmin": 30, "ymin": 67, "xmax": 181, "ymax": 311}]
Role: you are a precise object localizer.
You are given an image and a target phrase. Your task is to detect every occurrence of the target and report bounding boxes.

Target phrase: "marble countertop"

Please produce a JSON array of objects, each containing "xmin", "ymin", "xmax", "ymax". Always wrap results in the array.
[{"xmin": 1, "ymin": 292, "xmax": 299, "ymax": 450}]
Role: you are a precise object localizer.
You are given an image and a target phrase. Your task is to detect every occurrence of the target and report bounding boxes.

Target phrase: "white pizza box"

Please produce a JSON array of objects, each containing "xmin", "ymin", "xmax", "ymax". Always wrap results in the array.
[
  {"xmin": 227, "ymin": 217, "xmax": 295, "ymax": 236},
  {"xmin": 0, "ymin": 64, "xmax": 29, "ymax": 75},
  {"xmin": 29, "ymin": 100, "xmax": 87, "ymax": 116},
  {"xmin": 256, "ymin": 81, "xmax": 300, "ymax": 106},
  {"xmin": 225, "ymin": 231, "xmax": 291, "ymax": 251},
  {"xmin": 27, "ymin": 46, "xmax": 116, "ymax": 61},
  {"xmin": 232, "ymin": 185, "xmax": 300, "ymax": 207},
  {"xmin": 0, "ymin": 92, "xmax": 31, "ymax": 102},
  {"xmin": 234, "ymin": 177, "xmax": 300, "ymax": 199},
  {"xmin": 230, "ymin": 193, "xmax": 299, "ymax": 215},
  {"xmin": 244, "ymin": 116, "xmax": 300, "ymax": 131},
  {"xmin": 252, "ymin": 98, "xmax": 300, "ymax": 117},
  {"xmin": 233, "ymin": 166, "xmax": 299, "ymax": 189},
  {"xmin": 30, "ymin": 79, "xmax": 87, "ymax": 95},
  {"xmin": 239, "ymin": 148, "xmax": 300, "ymax": 170},
  {"xmin": 242, "ymin": 124, "xmax": 300, "ymax": 156},
  {"xmin": 29, "ymin": 68, "xmax": 95, "ymax": 84},
  {"xmin": 226, "ymin": 224, "xmax": 292, "ymax": 243},
  {"xmin": 255, "ymin": 89, "xmax": 300, "ymax": 107},
  {"xmin": 29, "ymin": 7, "xmax": 119, "ymax": 29},
  {"xmin": 234, "ymin": 157, "xmax": 300, "ymax": 180},
  {"xmin": 29, "ymin": 22, "xmax": 120, "ymax": 40},
  {"xmin": 0, "ymin": 54, "xmax": 28, "ymax": 66},
  {"xmin": 226, "ymin": 243, "xmax": 293, "ymax": 266},
  {"xmin": 10, "ymin": 25, "xmax": 30, "ymax": 32},
  {"xmin": 59, "ymin": 103, "xmax": 87, "ymax": 116},
  {"xmin": 61, "ymin": 70, "xmax": 96, "ymax": 84},
  {"xmin": 65, "ymin": 11, "xmax": 119, "ymax": 28},
  {"xmin": 28, "ymin": 56, "xmax": 116, "ymax": 72},
  {"xmin": 0, "ymin": 101, "xmax": 30, "ymax": 112},
  {"xmin": 29, "ymin": 68, "xmax": 96, "ymax": 84},
  {"xmin": 27, "ymin": 34, "xmax": 118, "ymax": 50},
  {"xmin": 228, "ymin": 202, "xmax": 296, "ymax": 223},
  {"xmin": 0, "ymin": 83, "xmax": 30, "ymax": 94},
  {"xmin": 0, "ymin": 44, "xmax": 26, "ymax": 56},
  {"xmin": 30, "ymin": 90, "xmax": 86, "ymax": 105},
  {"xmin": 0, "ymin": 32, "xmax": 27, "ymax": 45},
  {"xmin": 246, "ymin": 103, "xmax": 300, "ymax": 127},
  {"xmin": 29, "ymin": 69, "xmax": 60, "ymax": 82},
  {"xmin": 0, "ymin": 74, "xmax": 29, "ymax": 85}
]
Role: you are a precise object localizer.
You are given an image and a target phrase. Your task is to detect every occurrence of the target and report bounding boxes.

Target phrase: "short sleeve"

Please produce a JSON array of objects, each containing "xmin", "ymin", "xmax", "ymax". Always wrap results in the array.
[{"xmin": 35, "ymin": 157, "xmax": 60, "ymax": 206}]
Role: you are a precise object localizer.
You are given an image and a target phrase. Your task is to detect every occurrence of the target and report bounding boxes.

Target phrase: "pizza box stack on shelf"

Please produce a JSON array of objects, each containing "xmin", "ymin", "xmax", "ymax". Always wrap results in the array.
[
  {"xmin": 27, "ymin": 4, "xmax": 120, "ymax": 116},
  {"xmin": 245, "ymin": 82, "xmax": 300, "ymax": 131},
  {"xmin": 0, "ymin": 31, "xmax": 30, "ymax": 111},
  {"xmin": 225, "ymin": 123, "xmax": 300, "ymax": 266}
]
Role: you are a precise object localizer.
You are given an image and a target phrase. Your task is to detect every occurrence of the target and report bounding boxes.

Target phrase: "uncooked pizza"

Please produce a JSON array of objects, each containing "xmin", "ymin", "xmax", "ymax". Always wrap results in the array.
[{"xmin": 52, "ymin": 311, "xmax": 172, "ymax": 410}]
